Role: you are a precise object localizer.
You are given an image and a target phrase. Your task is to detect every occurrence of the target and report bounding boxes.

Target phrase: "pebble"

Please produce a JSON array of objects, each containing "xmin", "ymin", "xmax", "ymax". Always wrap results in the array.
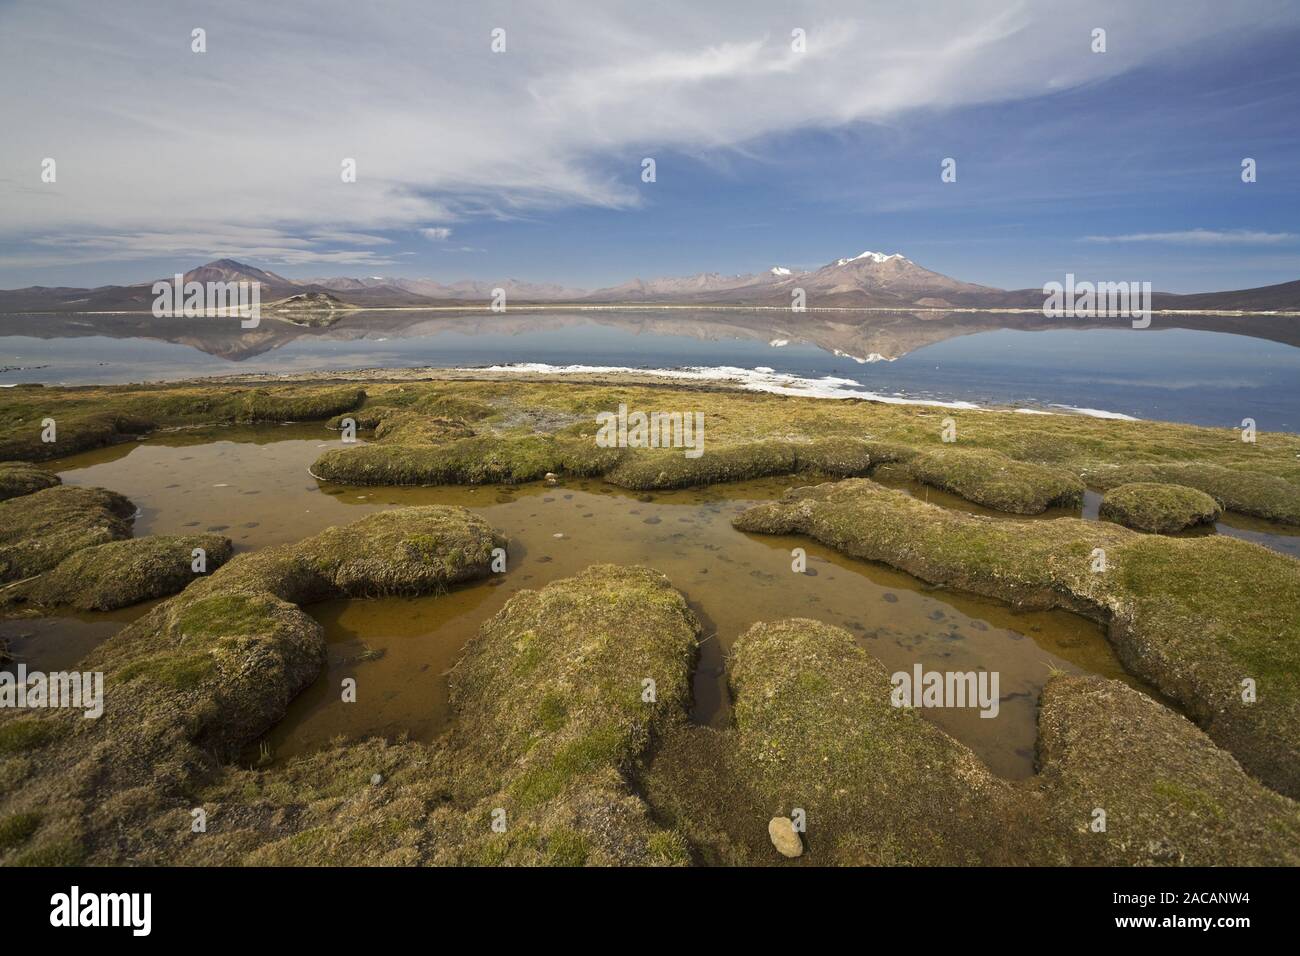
[{"xmin": 768, "ymin": 817, "xmax": 803, "ymax": 858}]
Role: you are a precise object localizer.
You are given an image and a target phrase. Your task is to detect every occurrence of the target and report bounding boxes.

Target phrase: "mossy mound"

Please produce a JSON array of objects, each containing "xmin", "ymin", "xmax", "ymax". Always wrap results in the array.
[
  {"xmin": 313, "ymin": 434, "xmax": 563, "ymax": 485},
  {"xmin": 0, "ymin": 411, "xmax": 153, "ymax": 463},
  {"xmin": 0, "ymin": 485, "xmax": 136, "ymax": 582},
  {"xmin": 432, "ymin": 564, "xmax": 701, "ymax": 864},
  {"xmin": 904, "ymin": 447, "xmax": 1085, "ymax": 514},
  {"xmin": 322, "ymin": 391, "xmax": 495, "ymax": 435},
  {"xmin": 1099, "ymin": 481, "xmax": 1222, "ymax": 533},
  {"xmin": 0, "ymin": 505, "xmax": 503, "ymax": 867},
  {"xmin": 449, "ymin": 564, "xmax": 698, "ymax": 786},
  {"xmin": 6, "ymin": 533, "xmax": 233, "ymax": 611},
  {"xmin": 727, "ymin": 619, "xmax": 1030, "ymax": 864},
  {"xmin": 1088, "ymin": 461, "xmax": 1300, "ymax": 525},
  {"xmin": 0, "ymin": 462, "xmax": 60, "ymax": 501},
  {"xmin": 140, "ymin": 564, "xmax": 699, "ymax": 866},
  {"xmin": 1113, "ymin": 533, "xmax": 1300, "ymax": 799},
  {"xmin": 373, "ymin": 414, "xmax": 476, "ymax": 444},
  {"xmin": 0, "ymin": 385, "xmax": 365, "ymax": 462},
  {"xmin": 326, "ymin": 409, "xmax": 386, "ymax": 431},
  {"xmin": 733, "ymin": 479, "xmax": 1300, "ymax": 797},
  {"xmin": 1035, "ymin": 676, "xmax": 1300, "ymax": 865},
  {"xmin": 603, "ymin": 438, "xmax": 875, "ymax": 490},
  {"xmin": 0, "ymin": 811, "xmax": 43, "ymax": 852},
  {"xmin": 313, "ymin": 432, "xmax": 875, "ymax": 490},
  {"xmin": 234, "ymin": 387, "xmax": 365, "ymax": 423}
]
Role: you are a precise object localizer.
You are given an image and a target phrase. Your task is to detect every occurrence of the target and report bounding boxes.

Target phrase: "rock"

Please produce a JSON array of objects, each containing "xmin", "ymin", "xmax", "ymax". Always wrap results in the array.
[
  {"xmin": 370, "ymin": 773, "xmax": 383, "ymax": 786},
  {"xmin": 768, "ymin": 816, "xmax": 803, "ymax": 858}
]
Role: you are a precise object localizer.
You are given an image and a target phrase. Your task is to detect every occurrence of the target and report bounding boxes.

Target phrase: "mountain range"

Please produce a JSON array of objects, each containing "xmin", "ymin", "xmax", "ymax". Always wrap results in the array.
[{"xmin": 2, "ymin": 253, "xmax": 1299, "ymax": 313}]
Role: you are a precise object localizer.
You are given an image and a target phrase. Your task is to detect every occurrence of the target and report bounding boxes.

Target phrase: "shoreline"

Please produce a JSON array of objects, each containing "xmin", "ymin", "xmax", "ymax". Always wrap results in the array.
[{"xmin": 10, "ymin": 364, "xmax": 1145, "ymax": 422}]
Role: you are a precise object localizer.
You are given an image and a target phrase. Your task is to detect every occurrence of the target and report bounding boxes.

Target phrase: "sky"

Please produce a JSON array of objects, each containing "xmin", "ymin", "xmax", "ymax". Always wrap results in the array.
[{"xmin": 1, "ymin": 0, "xmax": 1298, "ymax": 292}]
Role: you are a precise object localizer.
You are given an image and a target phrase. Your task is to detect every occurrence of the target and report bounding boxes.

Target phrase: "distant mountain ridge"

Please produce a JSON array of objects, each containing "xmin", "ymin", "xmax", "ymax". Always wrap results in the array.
[{"xmin": 2, "ymin": 252, "xmax": 1298, "ymax": 313}]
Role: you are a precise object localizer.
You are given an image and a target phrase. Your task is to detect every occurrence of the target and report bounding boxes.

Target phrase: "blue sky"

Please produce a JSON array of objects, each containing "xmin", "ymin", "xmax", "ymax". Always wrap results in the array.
[
  {"xmin": 411, "ymin": 27, "xmax": 1300, "ymax": 292},
  {"xmin": 1, "ymin": 0, "xmax": 1297, "ymax": 292}
]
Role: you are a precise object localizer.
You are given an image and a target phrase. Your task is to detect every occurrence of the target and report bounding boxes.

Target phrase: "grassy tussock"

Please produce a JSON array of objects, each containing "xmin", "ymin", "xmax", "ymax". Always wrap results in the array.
[
  {"xmin": 728, "ymin": 618, "xmax": 1027, "ymax": 864},
  {"xmin": 0, "ymin": 384, "xmax": 365, "ymax": 462},
  {"xmin": 0, "ymin": 485, "xmax": 135, "ymax": 582},
  {"xmin": 904, "ymin": 447, "xmax": 1085, "ymax": 514},
  {"xmin": 1099, "ymin": 481, "xmax": 1222, "ymax": 533},
  {"xmin": 0, "ymin": 462, "xmax": 60, "ymax": 501},
  {"xmin": 1088, "ymin": 462, "xmax": 1300, "ymax": 524},
  {"xmin": 315, "ymin": 431, "xmax": 876, "ymax": 489},
  {"xmin": 6, "ymin": 533, "xmax": 233, "ymax": 611}
]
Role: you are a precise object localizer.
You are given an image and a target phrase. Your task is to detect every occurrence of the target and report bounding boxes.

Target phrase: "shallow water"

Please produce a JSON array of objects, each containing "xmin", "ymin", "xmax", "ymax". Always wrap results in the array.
[
  {"xmin": 0, "ymin": 425, "xmax": 1184, "ymax": 780},
  {"xmin": 0, "ymin": 602, "xmax": 157, "ymax": 676},
  {"xmin": 3, "ymin": 425, "xmax": 1293, "ymax": 779}
]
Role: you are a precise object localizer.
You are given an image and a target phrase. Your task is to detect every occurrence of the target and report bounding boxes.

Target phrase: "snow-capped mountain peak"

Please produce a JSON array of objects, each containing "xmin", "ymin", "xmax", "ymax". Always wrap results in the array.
[
  {"xmin": 834, "ymin": 251, "xmax": 906, "ymax": 266},
  {"xmin": 770, "ymin": 266, "xmax": 793, "ymax": 276}
]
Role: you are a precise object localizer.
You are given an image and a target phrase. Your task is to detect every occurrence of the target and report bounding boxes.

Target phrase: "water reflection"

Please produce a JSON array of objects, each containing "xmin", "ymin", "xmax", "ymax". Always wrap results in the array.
[{"xmin": 3, "ymin": 309, "xmax": 1299, "ymax": 427}]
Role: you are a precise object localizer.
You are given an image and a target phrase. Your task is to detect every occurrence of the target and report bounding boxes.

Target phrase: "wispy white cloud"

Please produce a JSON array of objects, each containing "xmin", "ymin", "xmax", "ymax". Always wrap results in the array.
[
  {"xmin": 1, "ymin": 0, "xmax": 1296, "ymax": 267},
  {"xmin": 420, "ymin": 227, "xmax": 453, "ymax": 241},
  {"xmin": 14, "ymin": 227, "xmax": 402, "ymax": 269},
  {"xmin": 1082, "ymin": 229, "xmax": 1298, "ymax": 245}
]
